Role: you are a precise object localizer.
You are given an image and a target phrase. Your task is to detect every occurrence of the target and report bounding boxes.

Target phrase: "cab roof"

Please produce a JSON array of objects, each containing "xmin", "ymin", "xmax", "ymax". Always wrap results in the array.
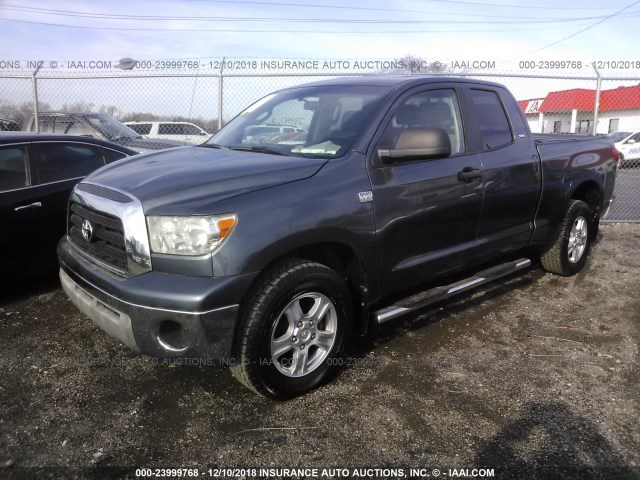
[{"xmin": 283, "ymin": 74, "xmax": 505, "ymax": 90}]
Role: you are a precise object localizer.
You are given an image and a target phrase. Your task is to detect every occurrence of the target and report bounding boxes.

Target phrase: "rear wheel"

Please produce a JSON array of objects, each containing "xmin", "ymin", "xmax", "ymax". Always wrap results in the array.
[
  {"xmin": 231, "ymin": 259, "xmax": 352, "ymax": 398},
  {"xmin": 540, "ymin": 200, "xmax": 592, "ymax": 276}
]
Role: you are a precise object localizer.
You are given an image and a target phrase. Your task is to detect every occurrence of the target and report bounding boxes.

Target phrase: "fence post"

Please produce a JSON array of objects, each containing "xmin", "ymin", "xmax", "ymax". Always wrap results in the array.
[
  {"xmin": 592, "ymin": 62, "xmax": 601, "ymax": 135},
  {"xmin": 31, "ymin": 64, "xmax": 42, "ymax": 133},
  {"xmin": 218, "ymin": 57, "xmax": 225, "ymax": 131}
]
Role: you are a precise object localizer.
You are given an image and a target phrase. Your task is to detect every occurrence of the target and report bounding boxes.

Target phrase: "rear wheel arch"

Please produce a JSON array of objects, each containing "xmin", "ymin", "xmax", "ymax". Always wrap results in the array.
[
  {"xmin": 540, "ymin": 199, "xmax": 592, "ymax": 276},
  {"xmin": 570, "ymin": 180, "xmax": 603, "ymax": 235}
]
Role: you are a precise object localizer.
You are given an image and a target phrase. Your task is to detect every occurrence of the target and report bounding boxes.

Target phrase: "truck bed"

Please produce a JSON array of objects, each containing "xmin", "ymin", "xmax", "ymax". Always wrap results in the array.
[{"xmin": 533, "ymin": 133, "xmax": 606, "ymax": 144}]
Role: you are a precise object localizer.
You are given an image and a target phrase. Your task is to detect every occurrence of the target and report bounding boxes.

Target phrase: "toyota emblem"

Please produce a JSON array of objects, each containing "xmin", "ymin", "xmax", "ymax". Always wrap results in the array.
[{"xmin": 81, "ymin": 219, "xmax": 94, "ymax": 242}]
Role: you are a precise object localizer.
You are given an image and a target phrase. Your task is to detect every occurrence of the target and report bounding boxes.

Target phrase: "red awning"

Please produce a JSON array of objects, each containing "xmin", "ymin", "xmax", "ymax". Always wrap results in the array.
[
  {"xmin": 518, "ymin": 84, "xmax": 640, "ymax": 114},
  {"xmin": 540, "ymin": 89, "xmax": 594, "ymax": 113}
]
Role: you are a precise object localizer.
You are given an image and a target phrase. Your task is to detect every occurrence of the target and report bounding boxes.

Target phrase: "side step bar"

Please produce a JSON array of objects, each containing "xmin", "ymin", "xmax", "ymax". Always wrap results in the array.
[{"xmin": 373, "ymin": 258, "xmax": 532, "ymax": 324}]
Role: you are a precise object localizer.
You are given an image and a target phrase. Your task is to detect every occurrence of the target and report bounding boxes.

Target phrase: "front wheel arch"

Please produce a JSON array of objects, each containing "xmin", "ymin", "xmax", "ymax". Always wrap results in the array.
[{"xmin": 230, "ymin": 258, "xmax": 353, "ymax": 398}]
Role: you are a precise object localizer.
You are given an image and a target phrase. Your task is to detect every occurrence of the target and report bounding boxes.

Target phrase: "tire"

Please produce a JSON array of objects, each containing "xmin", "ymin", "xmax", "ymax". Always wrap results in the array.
[
  {"xmin": 230, "ymin": 259, "xmax": 352, "ymax": 399},
  {"xmin": 540, "ymin": 200, "xmax": 592, "ymax": 276}
]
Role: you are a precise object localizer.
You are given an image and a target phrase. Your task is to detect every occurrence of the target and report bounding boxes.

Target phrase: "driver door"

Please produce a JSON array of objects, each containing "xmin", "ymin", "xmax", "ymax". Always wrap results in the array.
[{"xmin": 367, "ymin": 86, "xmax": 483, "ymax": 296}]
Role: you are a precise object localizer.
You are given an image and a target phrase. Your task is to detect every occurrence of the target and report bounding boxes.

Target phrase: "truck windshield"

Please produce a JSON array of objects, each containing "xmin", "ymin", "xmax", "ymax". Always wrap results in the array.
[
  {"xmin": 82, "ymin": 114, "xmax": 142, "ymax": 141},
  {"xmin": 206, "ymin": 85, "xmax": 390, "ymax": 158}
]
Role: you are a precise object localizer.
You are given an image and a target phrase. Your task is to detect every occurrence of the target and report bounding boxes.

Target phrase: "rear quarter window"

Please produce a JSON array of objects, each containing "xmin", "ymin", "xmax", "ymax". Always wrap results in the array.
[
  {"xmin": 104, "ymin": 148, "xmax": 130, "ymax": 163},
  {"xmin": 0, "ymin": 145, "xmax": 30, "ymax": 191}
]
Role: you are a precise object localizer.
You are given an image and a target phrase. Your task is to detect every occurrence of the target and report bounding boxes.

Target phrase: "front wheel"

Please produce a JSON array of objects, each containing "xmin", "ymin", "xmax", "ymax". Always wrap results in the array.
[
  {"xmin": 540, "ymin": 199, "xmax": 592, "ymax": 276},
  {"xmin": 231, "ymin": 259, "xmax": 352, "ymax": 398}
]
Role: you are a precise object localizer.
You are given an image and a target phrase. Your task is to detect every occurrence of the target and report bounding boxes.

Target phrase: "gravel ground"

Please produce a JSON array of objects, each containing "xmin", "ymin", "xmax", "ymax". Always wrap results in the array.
[{"xmin": 1, "ymin": 223, "xmax": 639, "ymax": 480}]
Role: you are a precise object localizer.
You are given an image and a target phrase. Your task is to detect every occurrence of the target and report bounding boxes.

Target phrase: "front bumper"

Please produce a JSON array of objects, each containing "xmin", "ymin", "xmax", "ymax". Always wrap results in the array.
[{"xmin": 59, "ymin": 237, "xmax": 257, "ymax": 360}]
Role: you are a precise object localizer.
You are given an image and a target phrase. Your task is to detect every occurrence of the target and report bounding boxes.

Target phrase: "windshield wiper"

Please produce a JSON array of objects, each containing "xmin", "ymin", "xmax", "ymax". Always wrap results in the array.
[
  {"xmin": 227, "ymin": 145, "xmax": 287, "ymax": 156},
  {"xmin": 198, "ymin": 143, "xmax": 223, "ymax": 149}
]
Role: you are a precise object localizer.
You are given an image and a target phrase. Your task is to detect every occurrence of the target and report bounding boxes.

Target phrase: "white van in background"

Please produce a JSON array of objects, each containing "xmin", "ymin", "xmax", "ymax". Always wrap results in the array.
[{"xmin": 124, "ymin": 121, "xmax": 211, "ymax": 145}]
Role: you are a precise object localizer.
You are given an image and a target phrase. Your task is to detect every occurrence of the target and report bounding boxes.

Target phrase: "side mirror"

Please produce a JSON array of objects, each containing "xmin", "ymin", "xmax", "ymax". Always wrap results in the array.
[
  {"xmin": 627, "ymin": 139, "xmax": 636, "ymax": 145},
  {"xmin": 378, "ymin": 127, "xmax": 451, "ymax": 164}
]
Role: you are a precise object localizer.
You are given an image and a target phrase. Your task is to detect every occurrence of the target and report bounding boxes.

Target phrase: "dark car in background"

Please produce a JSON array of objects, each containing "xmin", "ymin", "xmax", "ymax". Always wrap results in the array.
[
  {"xmin": 0, "ymin": 133, "xmax": 137, "ymax": 275},
  {"xmin": 24, "ymin": 112, "xmax": 184, "ymax": 152},
  {"xmin": 0, "ymin": 118, "xmax": 20, "ymax": 131}
]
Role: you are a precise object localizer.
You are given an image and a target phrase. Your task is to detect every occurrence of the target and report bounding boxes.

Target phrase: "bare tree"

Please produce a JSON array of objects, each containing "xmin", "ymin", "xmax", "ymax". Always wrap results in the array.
[
  {"xmin": 60, "ymin": 101, "xmax": 96, "ymax": 112},
  {"xmin": 119, "ymin": 111, "xmax": 162, "ymax": 122},
  {"xmin": 99, "ymin": 104, "xmax": 122, "ymax": 118},
  {"xmin": 0, "ymin": 100, "xmax": 52, "ymax": 128}
]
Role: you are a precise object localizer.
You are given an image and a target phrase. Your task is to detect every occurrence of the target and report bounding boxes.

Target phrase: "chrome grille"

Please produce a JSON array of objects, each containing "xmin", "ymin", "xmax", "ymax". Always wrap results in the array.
[{"xmin": 69, "ymin": 202, "xmax": 127, "ymax": 272}]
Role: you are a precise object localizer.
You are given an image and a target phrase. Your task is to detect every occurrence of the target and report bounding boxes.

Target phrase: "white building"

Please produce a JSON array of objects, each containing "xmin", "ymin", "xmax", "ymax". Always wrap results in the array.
[{"xmin": 518, "ymin": 84, "xmax": 640, "ymax": 135}]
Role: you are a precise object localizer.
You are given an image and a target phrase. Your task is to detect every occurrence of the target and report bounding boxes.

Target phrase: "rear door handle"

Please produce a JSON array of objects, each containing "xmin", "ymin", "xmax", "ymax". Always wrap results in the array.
[
  {"xmin": 15, "ymin": 202, "xmax": 42, "ymax": 212},
  {"xmin": 457, "ymin": 167, "xmax": 482, "ymax": 182}
]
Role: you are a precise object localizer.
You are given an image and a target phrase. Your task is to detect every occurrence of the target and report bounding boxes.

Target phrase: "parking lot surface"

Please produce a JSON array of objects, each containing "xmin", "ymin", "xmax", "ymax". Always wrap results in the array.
[{"xmin": 1, "ymin": 224, "xmax": 639, "ymax": 480}]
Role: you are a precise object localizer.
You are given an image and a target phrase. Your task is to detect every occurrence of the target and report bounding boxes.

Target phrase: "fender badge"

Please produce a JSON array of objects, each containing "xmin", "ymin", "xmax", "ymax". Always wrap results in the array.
[{"xmin": 358, "ymin": 191, "xmax": 374, "ymax": 203}]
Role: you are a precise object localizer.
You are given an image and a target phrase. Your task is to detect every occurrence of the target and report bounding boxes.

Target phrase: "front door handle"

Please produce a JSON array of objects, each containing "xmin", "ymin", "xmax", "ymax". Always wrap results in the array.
[
  {"xmin": 458, "ymin": 167, "xmax": 482, "ymax": 182},
  {"xmin": 15, "ymin": 202, "xmax": 42, "ymax": 212}
]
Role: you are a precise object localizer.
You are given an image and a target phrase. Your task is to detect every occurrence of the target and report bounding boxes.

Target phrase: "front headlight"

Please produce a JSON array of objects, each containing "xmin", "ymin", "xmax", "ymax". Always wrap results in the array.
[{"xmin": 147, "ymin": 214, "xmax": 237, "ymax": 256}]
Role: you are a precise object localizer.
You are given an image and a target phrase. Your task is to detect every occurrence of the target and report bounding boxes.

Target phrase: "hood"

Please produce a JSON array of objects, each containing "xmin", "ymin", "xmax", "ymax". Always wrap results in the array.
[
  {"xmin": 83, "ymin": 146, "xmax": 327, "ymax": 214},
  {"xmin": 114, "ymin": 136, "xmax": 185, "ymax": 151}
]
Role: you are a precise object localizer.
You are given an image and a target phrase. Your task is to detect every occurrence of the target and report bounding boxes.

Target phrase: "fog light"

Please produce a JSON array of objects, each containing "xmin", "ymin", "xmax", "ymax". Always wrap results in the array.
[{"xmin": 157, "ymin": 320, "xmax": 190, "ymax": 351}]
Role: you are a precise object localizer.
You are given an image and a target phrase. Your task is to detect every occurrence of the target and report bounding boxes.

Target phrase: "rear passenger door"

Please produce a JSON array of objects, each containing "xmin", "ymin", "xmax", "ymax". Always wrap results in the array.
[
  {"xmin": 368, "ymin": 85, "xmax": 484, "ymax": 295},
  {"xmin": 0, "ymin": 143, "xmax": 41, "ymax": 269},
  {"xmin": 465, "ymin": 87, "xmax": 541, "ymax": 256}
]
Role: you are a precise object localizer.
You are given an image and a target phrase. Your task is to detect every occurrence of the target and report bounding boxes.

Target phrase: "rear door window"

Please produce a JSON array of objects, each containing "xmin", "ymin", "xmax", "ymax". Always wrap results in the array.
[
  {"xmin": 35, "ymin": 143, "xmax": 106, "ymax": 183},
  {"xmin": 470, "ymin": 89, "xmax": 513, "ymax": 150}
]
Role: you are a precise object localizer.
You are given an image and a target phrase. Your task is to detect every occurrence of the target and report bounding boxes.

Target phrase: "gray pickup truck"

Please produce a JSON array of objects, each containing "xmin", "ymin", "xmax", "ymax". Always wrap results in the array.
[{"xmin": 58, "ymin": 76, "xmax": 618, "ymax": 398}]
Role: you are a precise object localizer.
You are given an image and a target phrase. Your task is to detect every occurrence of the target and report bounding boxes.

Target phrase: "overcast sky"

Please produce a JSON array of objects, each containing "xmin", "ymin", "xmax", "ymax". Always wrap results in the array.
[
  {"xmin": 1, "ymin": 0, "xmax": 639, "ymax": 70},
  {"xmin": 1, "ymin": 0, "xmax": 639, "ymax": 121}
]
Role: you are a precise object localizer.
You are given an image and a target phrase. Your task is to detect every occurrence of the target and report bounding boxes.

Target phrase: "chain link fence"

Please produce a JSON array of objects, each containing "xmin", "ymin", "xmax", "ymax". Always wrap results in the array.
[{"xmin": 0, "ymin": 61, "xmax": 638, "ymax": 221}]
